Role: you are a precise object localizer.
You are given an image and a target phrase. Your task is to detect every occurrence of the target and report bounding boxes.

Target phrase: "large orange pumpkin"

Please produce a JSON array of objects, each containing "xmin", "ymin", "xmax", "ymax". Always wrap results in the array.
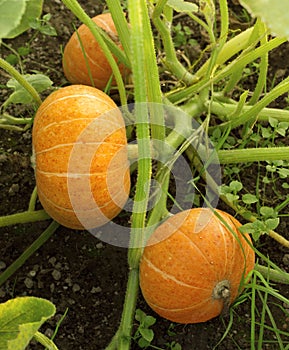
[
  {"xmin": 62, "ymin": 12, "xmax": 128, "ymax": 89},
  {"xmin": 32, "ymin": 84, "xmax": 130, "ymax": 229},
  {"xmin": 139, "ymin": 208, "xmax": 255, "ymax": 324}
]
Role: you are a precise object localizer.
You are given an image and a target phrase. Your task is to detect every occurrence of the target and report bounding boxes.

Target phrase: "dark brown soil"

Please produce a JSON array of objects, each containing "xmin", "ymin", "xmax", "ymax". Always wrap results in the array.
[{"xmin": 1, "ymin": 1, "xmax": 289, "ymax": 350}]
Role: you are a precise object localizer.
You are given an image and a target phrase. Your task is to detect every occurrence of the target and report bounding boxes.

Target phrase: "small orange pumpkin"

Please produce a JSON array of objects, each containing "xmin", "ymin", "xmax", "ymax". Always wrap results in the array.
[
  {"xmin": 32, "ymin": 84, "xmax": 130, "ymax": 229},
  {"xmin": 62, "ymin": 12, "xmax": 128, "ymax": 89},
  {"xmin": 139, "ymin": 208, "xmax": 255, "ymax": 324}
]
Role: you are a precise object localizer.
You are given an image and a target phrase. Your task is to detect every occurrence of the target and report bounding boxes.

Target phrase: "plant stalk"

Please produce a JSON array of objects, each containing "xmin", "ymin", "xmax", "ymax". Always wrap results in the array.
[
  {"xmin": 216, "ymin": 146, "xmax": 289, "ymax": 164},
  {"xmin": 0, "ymin": 210, "xmax": 50, "ymax": 228}
]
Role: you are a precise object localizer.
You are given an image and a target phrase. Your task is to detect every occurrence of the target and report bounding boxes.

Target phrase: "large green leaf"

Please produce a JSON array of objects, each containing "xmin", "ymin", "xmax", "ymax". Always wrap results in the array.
[
  {"xmin": 0, "ymin": 0, "xmax": 26, "ymax": 38},
  {"xmin": 239, "ymin": 0, "xmax": 289, "ymax": 40},
  {"xmin": 1, "ymin": 0, "xmax": 44, "ymax": 39},
  {"xmin": 0, "ymin": 296, "xmax": 56, "ymax": 350}
]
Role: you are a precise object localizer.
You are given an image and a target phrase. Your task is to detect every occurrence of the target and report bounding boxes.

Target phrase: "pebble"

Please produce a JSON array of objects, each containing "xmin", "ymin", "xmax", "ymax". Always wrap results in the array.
[
  {"xmin": 72, "ymin": 284, "xmax": 81, "ymax": 293},
  {"xmin": 91, "ymin": 286, "xmax": 102, "ymax": 294},
  {"xmin": 0, "ymin": 287, "xmax": 6, "ymax": 297},
  {"xmin": 29, "ymin": 270, "xmax": 37, "ymax": 277},
  {"xmin": 283, "ymin": 254, "xmax": 289, "ymax": 266},
  {"xmin": 24, "ymin": 277, "xmax": 34, "ymax": 289},
  {"xmin": 44, "ymin": 328, "xmax": 54, "ymax": 338},
  {"xmin": 52, "ymin": 269, "xmax": 61, "ymax": 280},
  {"xmin": 65, "ymin": 277, "xmax": 72, "ymax": 287},
  {"xmin": 8, "ymin": 183, "xmax": 19, "ymax": 196},
  {"xmin": 49, "ymin": 257, "xmax": 57, "ymax": 266},
  {"xmin": 0, "ymin": 261, "xmax": 6, "ymax": 270}
]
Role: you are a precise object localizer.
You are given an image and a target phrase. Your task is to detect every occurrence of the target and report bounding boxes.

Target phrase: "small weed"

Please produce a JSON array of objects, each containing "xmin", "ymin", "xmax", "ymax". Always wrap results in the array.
[
  {"xmin": 133, "ymin": 309, "xmax": 182, "ymax": 349},
  {"xmin": 133, "ymin": 309, "xmax": 156, "ymax": 348},
  {"xmin": 172, "ymin": 22, "xmax": 197, "ymax": 48}
]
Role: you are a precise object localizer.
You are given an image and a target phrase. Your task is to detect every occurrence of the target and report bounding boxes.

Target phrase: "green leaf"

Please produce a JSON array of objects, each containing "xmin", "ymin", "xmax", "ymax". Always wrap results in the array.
[
  {"xmin": 229, "ymin": 180, "xmax": 243, "ymax": 193},
  {"xmin": 167, "ymin": 0, "xmax": 198, "ymax": 13},
  {"xmin": 260, "ymin": 206, "xmax": 276, "ymax": 218},
  {"xmin": 0, "ymin": 0, "xmax": 26, "ymax": 38},
  {"xmin": 268, "ymin": 116, "xmax": 278, "ymax": 128},
  {"xmin": 265, "ymin": 218, "xmax": 279, "ymax": 231},
  {"xmin": 138, "ymin": 337, "xmax": 150, "ymax": 348},
  {"xmin": 3, "ymin": 0, "xmax": 44, "ymax": 39},
  {"xmin": 135, "ymin": 309, "xmax": 146, "ymax": 323},
  {"xmin": 239, "ymin": 0, "xmax": 289, "ymax": 40},
  {"xmin": 0, "ymin": 296, "xmax": 56, "ymax": 350},
  {"xmin": 143, "ymin": 315, "xmax": 156, "ymax": 328},
  {"xmin": 5, "ymin": 74, "xmax": 53, "ymax": 106},
  {"xmin": 242, "ymin": 193, "xmax": 258, "ymax": 204},
  {"xmin": 139, "ymin": 327, "xmax": 154, "ymax": 342}
]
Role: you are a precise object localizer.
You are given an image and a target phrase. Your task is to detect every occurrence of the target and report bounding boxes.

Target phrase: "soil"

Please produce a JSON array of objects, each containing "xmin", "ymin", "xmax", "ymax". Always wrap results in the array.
[{"xmin": 1, "ymin": 1, "xmax": 289, "ymax": 350}]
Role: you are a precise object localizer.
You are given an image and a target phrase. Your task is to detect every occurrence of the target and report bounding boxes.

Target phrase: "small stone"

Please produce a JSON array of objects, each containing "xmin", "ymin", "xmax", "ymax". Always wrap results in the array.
[
  {"xmin": 52, "ymin": 269, "xmax": 61, "ymax": 281},
  {"xmin": 49, "ymin": 257, "xmax": 57, "ymax": 266},
  {"xmin": 0, "ymin": 287, "xmax": 6, "ymax": 297},
  {"xmin": 283, "ymin": 254, "xmax": 289, "ymax": 266},
  {"xmin": 50, "ymin": 283, "xmax": 55, "ymax": 293},
  {"xmin": 78, "ymin": 325, "xmax": 84, "ymax": 334},
  {"xmin": 64, "ymin": 277, "xmax": 72, "ymax": 287},
  {"xmin": 96, "ymin": 242, "xmax": 104, "ymax": 249},
  {"xmin": 0, "ymin": 261, "xmax": 6, "ymax": 270},
  {"xmin": 29, "ymin": 270, "xmax": 37, "ymax": 277},
  {"xmin": 91, "ymin": 286, "xmax": 102, "ymax": 294},
  {"xmin": 24, "ymin": 277, "xmax": 34, "ymax": 289},
  {"xmin": 44, "ymin": 328, "xmax": 54, "ymax": 338},
  {"xmin": 8, "ymin": 183, "xmax": 19, "ymax": 196},
  {"xmin": 72, "ymin": 284, "xmax": 80, "ymax": 292}
]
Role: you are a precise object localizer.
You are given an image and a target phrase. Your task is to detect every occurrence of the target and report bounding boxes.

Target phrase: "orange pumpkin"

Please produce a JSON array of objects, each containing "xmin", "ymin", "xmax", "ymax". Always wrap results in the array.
[
  {"xmin": 139, "ymin": 208, "xmax": 255, "ymax": 324},
  {"xmin": 32, "ymin": 84, "xmax": 130, "ymax": 229},
  {"xmin": 62, "ymin": 12, "xmax": 128, "ymax": 89}
]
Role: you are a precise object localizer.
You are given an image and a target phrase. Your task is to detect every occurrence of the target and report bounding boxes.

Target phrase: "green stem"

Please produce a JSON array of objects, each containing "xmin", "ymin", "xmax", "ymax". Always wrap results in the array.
[
  {"xmin": 0, "ymin": 210, "xmax": 50, "ymax": 228},
  {"xmin": 217, "ymin": 146, "xmax": 289, "ymax": 164},
  {"xmin": 112, "ymin": 1, "xmax": 155, "ymax": 349},
  {"xmin": 248, "ymin": 20, "xmax": 268, "ymax": 105},
  {"xmin": 196, "ymin": 27, "xmax": 254, "ymax": 76},
  {"xmin": 0, "ymin": 58, "xmax": 42, "ymax": 107},
  {"xmin": 255, "ymin": 265, "xmax": 289, "ymax": 285},
  {"xmin": 0, "ymin": 113, "xmax": 32, "ymax": 124},
  {"xmin": 152, "ymin": 0, "xmax": 197, "ymax": 85},
  {"xmin": 28, "ymin": 186, "xmax": 38, "ymax": 212},
  {"xmin": 168, "ymin": 35, "xmax": 286, "ymax": 104},
  {"xmin": 0, "ymin": 221, "xmax": 59, "ymax": 286},
  {"xmin": 217, "ymin": 78, "xmax": 289, "ymax": 131},
  {"xmin": 209, "ymin": 100, "xmax": 289, "ymax": 123},
  {"xmin": 106, "ymin": 0, "xmax": 131, "ymax": 66},
  {"xmin": 34, "ymin": 331, "xmax": 59, "ymax": 350},
  {"xmin": 117, "ymin": 268, "xmax": 140, "ymax": 349}
]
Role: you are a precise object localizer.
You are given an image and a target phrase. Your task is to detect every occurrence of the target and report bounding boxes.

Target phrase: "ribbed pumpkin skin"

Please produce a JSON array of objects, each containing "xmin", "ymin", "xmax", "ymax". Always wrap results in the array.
[
  {"xmin": 32, "ymin": 85, "xmax": 130, "ymax": 229},
  {"xmin": 139, "ymin": 208, "xmax": 255, "ymax": 324},
  {"xmin": 62, "ymin": 12, "xmax": 127, "ymax": 89}
]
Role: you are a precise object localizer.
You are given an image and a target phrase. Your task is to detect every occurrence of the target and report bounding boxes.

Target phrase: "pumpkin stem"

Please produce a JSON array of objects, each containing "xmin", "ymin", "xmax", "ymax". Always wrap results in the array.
[{"xmin": 212, "ymin": 279, "xmax": 231, "ymax": 315}]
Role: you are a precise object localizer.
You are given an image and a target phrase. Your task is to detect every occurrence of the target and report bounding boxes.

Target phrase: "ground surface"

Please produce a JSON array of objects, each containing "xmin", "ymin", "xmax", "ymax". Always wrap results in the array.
[{"xmin": 0, "ymin": 1, "xmax": 289, "ymax": 349}]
